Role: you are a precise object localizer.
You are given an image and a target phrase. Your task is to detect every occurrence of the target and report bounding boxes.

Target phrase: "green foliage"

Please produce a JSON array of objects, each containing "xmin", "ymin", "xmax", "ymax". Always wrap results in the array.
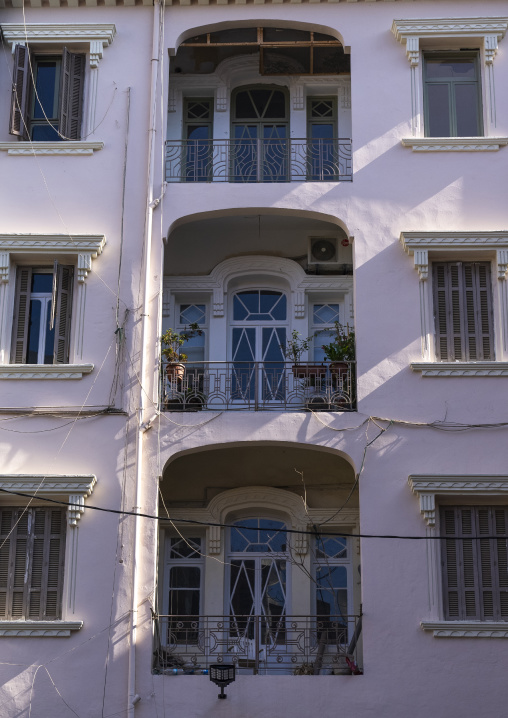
[
  {"xmin": 280, "ymin": 330, "xmax": 314, "ymax": 364},
  {"xmin": 320, "ymin": 322, "xmax": 356, "ymax": 362},
  {"xmin": 161, "ymin": 322, "xmax": 202, "ymax": 363}
]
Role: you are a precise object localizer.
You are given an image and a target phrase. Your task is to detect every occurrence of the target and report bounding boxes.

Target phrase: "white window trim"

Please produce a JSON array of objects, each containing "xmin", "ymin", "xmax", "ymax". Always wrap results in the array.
[
  {"xmin": 409, "ymin": 474, "xmax": 508, "ymax": 637},
  {"xmin": 392, "ymin": 17, "xmax": 508, "ymax": 143},
  {"xmin": 1, "ymin": 23, "xmax": 116, "ymax": 141},
  {"xmin": 0, "ymin": 141, "xmax": 104, "ymax": 156},
  {"xmin": 0, "ymin": 233, "xmax": 105, "ymax": 369},
  {"xmin": 401, "ymin": 137, "xmax": 508, "ymax": 152},
  {"xmin": 0, "ymin": 474, "xmax": 96, "ymax": 636},
  {"xmin": 400, "ymin": 231, "xmax": 508, "ymax": 370}
]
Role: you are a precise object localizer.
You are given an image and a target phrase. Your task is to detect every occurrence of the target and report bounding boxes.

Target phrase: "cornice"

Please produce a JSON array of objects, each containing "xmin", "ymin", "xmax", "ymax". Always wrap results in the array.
[
  {"xmin": 401, "ymin": 231, "xmax": 508, "ymax": 252},
  {"xmin": 421, "ymin": 621, "xmax": 508, "ymax": 638},
  {"xmin": 1, "ymin": 23, "xmax": 116, "ymax": 47},
  {"xmin": 392, "ymin": 18, "xmax": 508, "ymax": 42},
  {"xmin": 408, "ymin": 474, "xmax": 508, "ymax": 527},
  {"xmin": 0, "ymin": 234, "xmax": 106, "ymax": 255},
  {"xmin": 0, "ymin": 141, "xmax": 104, "ymax": 156},
  {"xmin": 401, "ymin": 137, "xmax": 508, "ymax": 152},
  {"xmin": 0, "ymin": 364, "xmax": 94, "ymax": 379},
  {"xmin": 411, "ymin": 362, "xmax": 508, "ymax": 377},
  {"xmin": 0, "ymin": 621, "xmax": 83, "ymax": 637}
]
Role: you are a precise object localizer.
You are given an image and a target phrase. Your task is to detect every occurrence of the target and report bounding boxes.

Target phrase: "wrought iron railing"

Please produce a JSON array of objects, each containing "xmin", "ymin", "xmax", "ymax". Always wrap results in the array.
[
  {"xmin": 165, "ymin": 138, "xmax": 352, "ymax": 182},
  {"xmin": 153, "ymin": 614, "xmax": 362, "ymax": 675},
  {"xmin": 161, "ymin": 361, "xmax": 356, "ymax": 412}
]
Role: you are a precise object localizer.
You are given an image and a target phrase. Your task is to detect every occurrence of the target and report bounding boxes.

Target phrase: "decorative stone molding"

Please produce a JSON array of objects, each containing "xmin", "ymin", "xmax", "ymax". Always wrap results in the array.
[
  {"xmin": 401, "ymin": 137, "xmax": 508, "ymax": 152},
  {"xmin": 164, "ymin": 256, "xmax": 352, "ymax": 319},
  {"xmin": 0, "ymin": 364, "xmax": 94, "ymax": 379},
  {"xmin": 0, "ymin": 142, "xmax": 104, "ymax": 156},
  {"xmin": 392, "ymin": 18, "xmax": 508, "ymax": 44},
  {"xmin": 0, "ymin": 621, "xmax": 83, "ymax": 637},
  {"xmin": 216, "ymin": 85, "xmax": 228, "ymax": 113},
  {"xmin": 340, "ymin": 83, "xmax": 351, "ymax": 110},
  {"xmin": 401, "ymin": 231, "xmax": 508, "ymax": 252},
  {"xmin": 168, "ymin": 87, "xmax": 177, "ymax": 113},
  {"xmin": 421, "ymin": 621, "xmax": 508, "ymax": 638},
  {"xmin": 408, "ymin": 474, "xmax": 508, "ymax": 527},
  {"xmin": 1, "ymin": 24, "xmax": 116, "ymax": 65},
  {"xmin": 293, "ymin": 85, "xmax": 304, "ymax": 111},
  {"xmin": 167, "ymin": 486, "xmax": 358, "ymax": 557},
  {"xmin": 411, "ymin": 362, "xmax": 508, "ymax": 377}
]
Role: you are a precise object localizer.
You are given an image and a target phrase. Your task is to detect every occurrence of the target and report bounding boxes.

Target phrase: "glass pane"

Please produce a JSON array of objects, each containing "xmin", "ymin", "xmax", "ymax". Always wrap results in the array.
[
  {"xmin": 313, "ymin": 304, "xmax": 340, "ymax": 324},
  {"xmin": 31, "ymin": 273, "xmax": 53, "ymax": 293},
  {"xmin": 314, "ymin": 329, "xmax": 333, "ymax": 362},
  {"xmin": 455, "ymin": 84, "xmax": 480, "ymax": 136},
  {"xmin": 230, "ymin": 560, "xmax": 256, "ymax": 621},
  {"xmin": 33, "ymin": 61, "xmax": 58, "ymax": 119},
  {"xmin": 263, "ymin": 91, "xmax": 287, "ymax": 119},
  {"xmin": 235, "ymin": 91, "xmax": 257, "ymax": 119},
  {"xmin": 186, "ymin": 101, "xmax": 211, "ymax": 120},
  {"xmin": 231, "ymin": 519, "xmax": 286, "ymax": 552},
  {"xmin": 180, "ymin": 304, "xmax": 205, "ymax": 324},
  {"xmin": 232, "ymin": 328, "xmax": 255, "ymax": 361},
  {"xmin": 316, "ymin": 565, "xmax": 348, "ymax": 617},
  {"xmin": 426, "ymin": 84, "xmax": 451, "ymax": 137},
  {"xmin": 261, "ymin": 559, "xmax": 286, "ymax": 615},
  {"xmin": 27, "ymin": 299, "xmax": 42, "ymax": 364},
  {"xmin": 44, "ymin": 302, "xmax": 55, "ymax": 365},
  {"xmin": 310, "ymin": 124, "xmax": 334, "ymax": 140},
  {"xmin": 262, "ymin": 327, "xmax": 285, "ymax": 362},
  {"xmin": 168, "ymin": 589, "xmax": 200, "ymax": 616},
  {"xmin": 316, "ymin": 536, "xmax": 347, "ymax": 559},
  {"xmin": 31, "ymin": 124, "xmax": 60, "ymax": 141},
  {"xmin": 170, "ymin": 537, "xmax": 202, "ymax": 558},
  {"xmin": 170, "ymin": 566, "xmax": 201, "ymax": 589},
  {"xmin": 310, "ymin": 100, "xmax": 334, "ymax": 119},
  {"xmin": 186, "ymin": 125, "xmax": 210, "ymax": 140},
  {"xmin": 426, "ymin": 58, "xmax": 476, "ymax": 79},
  {"xmin": 251, "ymin": 89, "xmax": 273, "ymax": 117}
]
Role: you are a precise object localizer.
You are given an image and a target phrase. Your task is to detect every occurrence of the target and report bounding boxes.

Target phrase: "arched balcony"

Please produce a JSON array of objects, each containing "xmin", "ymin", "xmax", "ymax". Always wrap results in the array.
[
  {"xmin": 155, "ymin": 443, "xmax": 362, "ymax": 676},
  {"xmin": 166, "ymin": 25, "xmax": 352, "ymax": 183}
]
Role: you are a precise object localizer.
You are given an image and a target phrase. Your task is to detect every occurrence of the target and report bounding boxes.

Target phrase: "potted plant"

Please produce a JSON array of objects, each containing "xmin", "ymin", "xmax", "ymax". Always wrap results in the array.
[
  {"xmin": 161, "ymin": 322, "xmax": 203, "ymax": 380},
  {"xmin": 320, "ymin": 322, "xmax": 355, "ymax": 377},
  {"xmin": 281, "ymin": 330, "xmax": 326, "ymax": 379}
]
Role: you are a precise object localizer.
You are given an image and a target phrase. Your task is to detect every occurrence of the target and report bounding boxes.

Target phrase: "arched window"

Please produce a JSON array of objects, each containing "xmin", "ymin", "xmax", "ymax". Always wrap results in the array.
[{"xmin": 232, "ymin": 86, "xmax": 289, "ymax": 182}]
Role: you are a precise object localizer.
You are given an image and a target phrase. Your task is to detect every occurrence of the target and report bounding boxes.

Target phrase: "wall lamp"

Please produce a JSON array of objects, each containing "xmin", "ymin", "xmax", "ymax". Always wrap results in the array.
[{"xmin": 209, "ymin": 663, "xmax": 236, "ymax": 699}]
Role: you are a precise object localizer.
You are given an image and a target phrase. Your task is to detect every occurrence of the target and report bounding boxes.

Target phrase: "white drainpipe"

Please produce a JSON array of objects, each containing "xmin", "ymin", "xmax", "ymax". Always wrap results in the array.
[{"xmin": 128, "ymin": 0, "xmax": 161, "ymax": 714}]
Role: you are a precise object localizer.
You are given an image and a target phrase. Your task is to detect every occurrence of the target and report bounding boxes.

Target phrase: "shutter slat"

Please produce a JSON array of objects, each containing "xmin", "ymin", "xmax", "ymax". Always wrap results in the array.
[
  {"xmin": 53, "ymin": 265, "xmax": 74, "ymax": 364},
  {"xmin": 58, "ymin": 49, "xmax": 85, "ymax": 140},
  {"xmin": 11, "ymin": 268, "xmax": 32, "ymax": 364},
  {"xmin": 9, "ymin": 44, "xmax": 30, "ymax": 138}
]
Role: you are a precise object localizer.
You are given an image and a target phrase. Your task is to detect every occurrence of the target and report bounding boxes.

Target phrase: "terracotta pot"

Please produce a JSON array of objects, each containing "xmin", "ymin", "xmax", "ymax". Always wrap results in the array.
[
  {"xmin": 165, "ymin": 362, "xmax": 185, "ymax": 380},
  {"xmin": 329, "ymin": 362, "xmax": 349, "ymax": 378}
]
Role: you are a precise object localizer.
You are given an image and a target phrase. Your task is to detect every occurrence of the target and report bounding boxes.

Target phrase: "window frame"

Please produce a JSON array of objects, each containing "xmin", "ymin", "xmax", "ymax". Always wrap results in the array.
[{"xmin": 423, "ymin": 51, "xmax": 483, "ymax": 138}]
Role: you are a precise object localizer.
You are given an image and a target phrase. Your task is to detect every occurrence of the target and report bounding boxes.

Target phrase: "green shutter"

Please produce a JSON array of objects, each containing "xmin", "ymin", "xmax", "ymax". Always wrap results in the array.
[
  {"xmin": 9, "ymin": 44, "xmax": 30, "ymax": 138},
  {"xmin": 53, "ymin": 265, "xmax": 74, "ymax": 364},
  {"xmin": 58, "ymin": 49, "xmax": 85, "ymax": 140},
  {"xmin": 11, "ymin": 267, "xmax": 32, "ymax": 364}
]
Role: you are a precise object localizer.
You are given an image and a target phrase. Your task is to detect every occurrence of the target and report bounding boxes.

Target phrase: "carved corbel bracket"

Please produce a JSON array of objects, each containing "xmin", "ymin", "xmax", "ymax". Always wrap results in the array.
[
  {"xmin": 68, "ymin": 494, "xmax": 85, "ymax": 526},
  {"xmin": 484, "ymin": 35, "xmax": 499, "ymax": 65},
  {"xmin": 0, "ymin": 253, "xmax": 9, "ymax": 283},
  {"xmin": 77, "ymin": 253, "xmax": 93, "ymax": 283},
  {"xmin": 414, "ymin": 249, "xmax": 429, "ymax": 280},
  {"xmin": 89, "ymin": 40, "xmax": 106, "ymax": 69},
  {"xmin": 406, "ymin": 36, "xmax": 420, "ymax": 67},
  {"xmin": 497, "ymin": 249, "xmax": 508, "ymax": 279},
  {"xmin": 216, "ymin": 84, "xmax": 228, "ymax": 113}
]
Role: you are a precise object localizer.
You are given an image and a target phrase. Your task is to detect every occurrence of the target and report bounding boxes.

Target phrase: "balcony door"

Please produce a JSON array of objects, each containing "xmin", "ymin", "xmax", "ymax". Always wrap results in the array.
[
  {"xmin": 232, "ymin": 87, "xmax": 288, "ymax": 182},
  {"xmin": 228, "ymin": 519, "xmax": 288, "ymax": 650},
  {"xmin": 231, "ymin": 290, "xmax": 287, "ymax": 405}
]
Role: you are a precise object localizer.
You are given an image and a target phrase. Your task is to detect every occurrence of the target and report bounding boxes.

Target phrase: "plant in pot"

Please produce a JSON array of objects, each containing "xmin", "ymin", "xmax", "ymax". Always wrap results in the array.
[
  {"xmin": 281, "ymin": 330, "xmax": 326, "ymax": 380},
  {"xmin": 161, "ymin": 322, "xmax": 203, "ymax": 381},
  {"xmin": 320, "ymin": 322, "xmax": 355, "ymax": 377}
]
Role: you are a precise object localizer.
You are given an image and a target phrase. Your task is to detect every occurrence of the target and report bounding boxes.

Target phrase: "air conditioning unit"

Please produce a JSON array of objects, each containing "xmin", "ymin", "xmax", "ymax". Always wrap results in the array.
[{"xmin": 308, "ymin": 237, "xmax": 338, "ymax": 265}]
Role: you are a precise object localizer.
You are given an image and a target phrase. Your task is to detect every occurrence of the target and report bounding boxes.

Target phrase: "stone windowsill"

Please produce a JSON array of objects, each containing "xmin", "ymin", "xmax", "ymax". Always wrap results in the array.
[
  {"xmin": 411, "ymin": 362, "xmax": 508, "ymax": 377},
  {"xmin": 421, "ymin": 621, "xmax": 508, "ymax": 638},
  {"xmin": 0, "ymin": 620, "xmax": 83, "ymax": 637},
  {"xmin": 0, "ymin": 364, "xmax": 94, "ymax": 379},
  {"xmin": 402, "ymin": 137, "xmax": 508, "ymax": 152},
  {"xmin": 0, "ymin": 141, "xmax": 104, "ymax": 156}
]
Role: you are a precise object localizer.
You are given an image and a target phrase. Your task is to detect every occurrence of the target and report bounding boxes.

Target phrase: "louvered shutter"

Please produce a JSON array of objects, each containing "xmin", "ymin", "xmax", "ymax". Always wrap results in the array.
[
  {"xmin": 58, "ymin": 48, "xmax": 85, "ymax": 140},
  {"xmin": 11, "ymin": 267, "xmax": 32, "ymax": 364},
  {"xmin": 433, "ymin": 262, "xmax": 494, "ymax": 361},
  {"xmin": 0, "ymin": 507, "xmax": 65, "ymax": 620},
  {"xmin": 53, "ymin": 265, "xmax": 74, "ymax": 364},
  {"xmin": 9, "ymin": 44, "xmax": 30, "ymax": 138}
]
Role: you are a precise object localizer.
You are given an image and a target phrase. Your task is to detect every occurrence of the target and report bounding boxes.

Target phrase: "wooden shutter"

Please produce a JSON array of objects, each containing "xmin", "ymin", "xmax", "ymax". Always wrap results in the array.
[
  {"xmin": 11, "ymin": 267, "xmax": 32, "ymax": 364},
  {"xmin": 53, "ymin": 265, "xmax": 74, "ymax": 364},
  {"xmin": 433, "ymin": 262, "xmax": 493, "ymax": 361},
  {"xmin": 441, "ymin": 506, "xmax": 508, "ymax": 621},
  {"xmin": 0, "ymin": 507, "xmax": 65, "ymax": 620},
  {"xmin": 9, "ymin": 44, "xmax": 30, "ymax": 138},
  {"xmin": 59, "ymin": 48, "xmax": 85, "ymax": 140}
]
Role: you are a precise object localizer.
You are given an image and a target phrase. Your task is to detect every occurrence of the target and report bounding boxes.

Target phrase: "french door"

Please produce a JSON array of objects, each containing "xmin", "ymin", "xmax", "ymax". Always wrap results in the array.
[
  {"xmin": 228, "ymin": 519, "xmax": 288, "ymax": 650},
  {"xmin": 231, "ymin": 290, "xmax": 287, "ymax": 405},
  {"xmin": 232, "ymin": 87, "xmax": 288, "ymax": 182}
]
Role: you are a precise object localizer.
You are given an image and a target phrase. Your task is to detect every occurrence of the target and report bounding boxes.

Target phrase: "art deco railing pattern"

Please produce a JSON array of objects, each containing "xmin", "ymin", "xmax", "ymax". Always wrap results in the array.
[
  {"xmin": 160, "ymin": 361, "xmax": 356, "ymax": 412},
  {"xmin": 165, "ymin": 138, "xmax": 352, "ymax": 182},
  {"xmin": 154, "ymin": 614, "xmax": 362, "ymax": 675}
]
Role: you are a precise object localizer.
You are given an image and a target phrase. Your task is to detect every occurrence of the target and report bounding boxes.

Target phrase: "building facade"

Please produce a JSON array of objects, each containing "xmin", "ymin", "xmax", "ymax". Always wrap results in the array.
[{"xmin": 1, "ymin": 1, "xmax": 508, "ymax": 716}]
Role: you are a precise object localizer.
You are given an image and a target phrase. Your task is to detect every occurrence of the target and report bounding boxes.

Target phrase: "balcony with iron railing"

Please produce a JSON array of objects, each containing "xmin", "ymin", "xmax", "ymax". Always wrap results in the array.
[
  {"xmin": 165, "ymin": 138, "xmax": 352, "ymax": 183},
  {"xmin": 160, "ymin": 361, "xmax": 356, "ymax": 412},
  {"xmin": 153, "ymin": 614, "xmax": 362, "ymax": 675}
]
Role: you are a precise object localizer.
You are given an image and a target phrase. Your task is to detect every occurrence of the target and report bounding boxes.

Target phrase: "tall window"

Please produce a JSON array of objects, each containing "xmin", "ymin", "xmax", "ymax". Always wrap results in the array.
[
  {"xmin": 441, "ymin": 506, "xmax": 508, "ymax": 621},
  {"xmin": 432, "ymin": 262, "xmax": 493, "ymax": 361},
  {"xmin": 423, "ymin": 53, "xmax": 482, "ymax": 138},
  {"xmin": 182, "ymin": 98, "xmax": 213, "ymax": 182},
  {"xmin": 307, "ymin": 98, "xmax": 338, "ymax": 180},
  {"xmin": 232, "ymin": 87, "xmax": 288, "ymax": 182},
  {"xmin": 0, "ymin": 507, "xmax": 66, "ymax": 620},
  {"xmin": 11, "ymin": 265, "xmax": 74, "ymax": 365},
  {"xmin": 311, "ymin": 302, "xmax": 340, "ymax": 361},
  {"xmin": 164, "ymin": 536, "xmax": 204, "ymax": 642}
]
